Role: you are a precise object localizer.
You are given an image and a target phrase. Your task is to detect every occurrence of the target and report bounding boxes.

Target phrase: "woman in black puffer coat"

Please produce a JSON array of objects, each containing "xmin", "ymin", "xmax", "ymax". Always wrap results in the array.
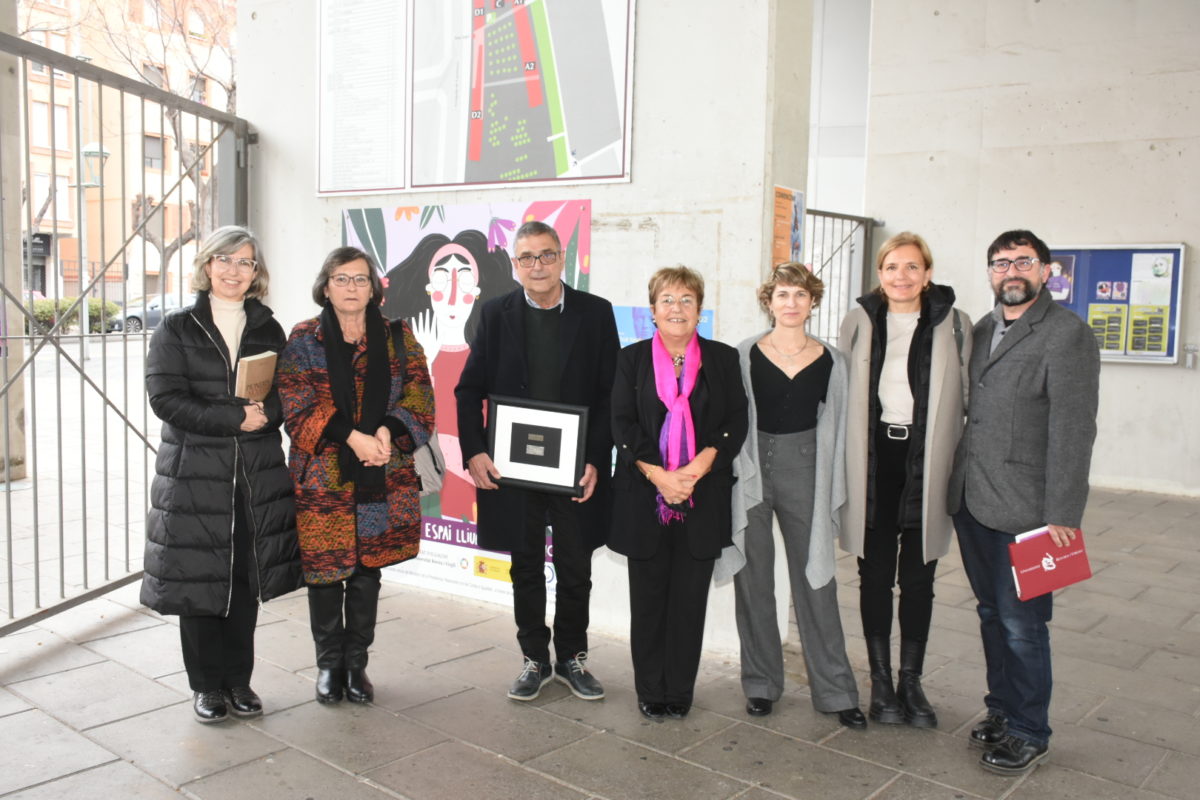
[{"xmin": 140, "ymin": 225, "xmax": 301, "ymax": 724}]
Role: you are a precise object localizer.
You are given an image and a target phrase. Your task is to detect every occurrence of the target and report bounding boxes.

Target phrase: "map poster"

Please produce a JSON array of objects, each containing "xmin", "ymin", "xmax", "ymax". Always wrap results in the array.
[
  {"xmin": 342, "ymin": 200, "xmax": 591, "ymax": 603},
  {"xmin": 318, "ymin": 0, "xmax": 635, "ymax": 194},
  {"xmin": 772, "ymin": 185, "xmax": 805, "ymax": 267}
]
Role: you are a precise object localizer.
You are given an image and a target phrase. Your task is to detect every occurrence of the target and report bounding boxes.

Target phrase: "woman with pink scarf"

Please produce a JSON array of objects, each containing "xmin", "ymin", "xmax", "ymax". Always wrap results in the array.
[{"xmin": 609, "ymin": 266, "xmax": 748, "ymax": 720}]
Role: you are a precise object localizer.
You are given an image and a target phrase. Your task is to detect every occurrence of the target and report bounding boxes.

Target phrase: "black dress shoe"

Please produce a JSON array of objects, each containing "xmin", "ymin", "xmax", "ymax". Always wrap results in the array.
[
  {"xmin": 665, "ymin": 703, "xmax": 690, "ymax": 719},
  {"xmin": 746, "ymin": 697, "xmax": 773, "ymax": 717},
  {"xmin": 345, "ymin": 667, "xmax": 374, "ymax": 703},
  {"xmin": 980, "ymin": 734, "xmax": 1048, "ymax": 774},
  {"xmin": 193, "ymin": 690, "xmax": 228, "ymax": 724},
  {"xmin": 969, "ymin": 713, "xmax": 1007, "ymax": 749},
  {"xmin": 834, "ymin": 707, "xmax": 868, "ymax": 730},
  {"xmin": 639, "ymin": 701, "xmax": 667, "ymax": 720},
  {"xmin": 316, "ymin": 667, "xmax": 345, "ymax": 704},
  {"xmin": 224, "ymin": 686, "xmax": 263, "ymax": 718}
]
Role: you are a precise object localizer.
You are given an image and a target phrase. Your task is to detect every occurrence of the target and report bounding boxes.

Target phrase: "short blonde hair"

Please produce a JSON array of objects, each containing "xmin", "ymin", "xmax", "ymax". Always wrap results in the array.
[
  {"xmin": 647, "ymin": 265, "xmax": 704, "ymax": 308},
  {"xmin": 190, "ymin": 225, "xmax": 269, "ymax": 299},
  {"xmin": 758, "ymin": 262, "xmax": 824, "ymax": 321}
]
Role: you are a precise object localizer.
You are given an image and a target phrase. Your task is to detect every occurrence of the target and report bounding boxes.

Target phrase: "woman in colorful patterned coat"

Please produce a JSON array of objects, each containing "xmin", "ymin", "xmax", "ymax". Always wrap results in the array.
[{"xmin": 278, "ymin": 246, "xmax": 435, "ymax": 705}]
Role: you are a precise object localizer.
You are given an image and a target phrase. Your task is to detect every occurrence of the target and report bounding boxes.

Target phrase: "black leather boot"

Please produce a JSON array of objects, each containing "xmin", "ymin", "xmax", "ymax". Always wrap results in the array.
[
  {"xmin": 344, "ymin": 569, "xmax": 381, "ymax": 703},
  {"xmin": 308, "ymin": 583, "xmax": 346, "ymax": 704},
  {"xmin": 866, "ymin": 636, "xmax": 904, "ymax": 724},
  {"xmin": 897, "ymin": 638, "xmax": 937, "ymax": 727}
]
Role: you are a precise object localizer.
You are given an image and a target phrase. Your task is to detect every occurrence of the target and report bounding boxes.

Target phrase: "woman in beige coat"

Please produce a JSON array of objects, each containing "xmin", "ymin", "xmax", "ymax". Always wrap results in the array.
[{"xmin": 838, "ymin": 232, "xmax": 970, "ymax": 728}]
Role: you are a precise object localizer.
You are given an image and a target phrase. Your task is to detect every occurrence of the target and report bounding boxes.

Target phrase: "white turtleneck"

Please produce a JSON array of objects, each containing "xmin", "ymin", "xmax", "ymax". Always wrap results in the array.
[{"xmin": 210, "ymin": 294, "xmax": 247, "ymax": 363}]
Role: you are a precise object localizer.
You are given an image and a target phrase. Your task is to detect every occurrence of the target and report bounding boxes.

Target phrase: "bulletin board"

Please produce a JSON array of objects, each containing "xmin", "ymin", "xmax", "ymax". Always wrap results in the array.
[{"xmin": 1047, "ymin": 244, "xmax": 1185, "ymax": 364}]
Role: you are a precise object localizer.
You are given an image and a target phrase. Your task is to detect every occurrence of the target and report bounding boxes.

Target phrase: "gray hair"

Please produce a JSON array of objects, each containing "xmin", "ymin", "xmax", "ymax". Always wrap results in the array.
[{"xmin": 190, "ymin": 225, "xmax": 269, "ymax": 299}]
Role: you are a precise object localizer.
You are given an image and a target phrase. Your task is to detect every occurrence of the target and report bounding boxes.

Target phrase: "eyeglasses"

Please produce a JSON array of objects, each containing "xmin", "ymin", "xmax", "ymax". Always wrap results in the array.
[
  {"xmin": 212, "ymin": 254, "xmax": 258, "ymax": 273},
  {"xmin": 329, "ymin": 273, "xmax": 372, "ymax": 287},
  {"xmin": 515, "ymin": 251, "xmax": 560, "ymax": 268},
  {"xmin": 988, "ymin": 257, "xmax": 1040, "ymax": 274},
  {"xmin": 656, "ymin": 295, "xmax": 697, "ymax": 309}
]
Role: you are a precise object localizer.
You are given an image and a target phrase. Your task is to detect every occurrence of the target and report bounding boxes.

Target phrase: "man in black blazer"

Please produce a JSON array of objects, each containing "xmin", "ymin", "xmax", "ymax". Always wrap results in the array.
[
  {"xmin": 455, "ymin": 220, "xmax": 619, "ymax": 702},
  {"xmin": 949, "ymin": 229, "xmax": 1100, "ymax": 775}
]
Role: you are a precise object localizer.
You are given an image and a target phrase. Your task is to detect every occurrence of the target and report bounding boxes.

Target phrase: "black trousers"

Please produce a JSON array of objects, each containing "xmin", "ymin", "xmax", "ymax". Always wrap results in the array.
[
  {"xmin": 627, "ymin": 527, "xmax": 714, "ymax": 705},
  {"xmin": 179, "ymin": 484, "xmax": 259, "ymax": 692},
  {"xmin": 858, "ymin": 426, "xmax": 937, "ymax": 642},
  {"xmin": 509, "ymin": 491, "xmax": 592, "ymax": 664}
]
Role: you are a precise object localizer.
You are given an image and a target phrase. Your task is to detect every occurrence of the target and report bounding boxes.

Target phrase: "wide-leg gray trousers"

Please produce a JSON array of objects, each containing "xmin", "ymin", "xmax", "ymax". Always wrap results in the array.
[{"xmin": 734, "ymin": 429, "xmax": 859, "ymax": 712}]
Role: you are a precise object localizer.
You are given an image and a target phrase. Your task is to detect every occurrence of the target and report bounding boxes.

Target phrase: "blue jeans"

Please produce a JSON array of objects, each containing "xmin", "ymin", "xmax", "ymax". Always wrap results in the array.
[{"xmin": 954, "ymin": 503, "xmax": 1053, "ymax": 747}]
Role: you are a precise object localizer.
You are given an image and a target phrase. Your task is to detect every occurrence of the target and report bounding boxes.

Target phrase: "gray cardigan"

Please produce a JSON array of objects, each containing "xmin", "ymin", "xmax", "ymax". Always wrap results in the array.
[{"xmin": 715, "ymin": 331, "xmax": 848, "ymax": 589}]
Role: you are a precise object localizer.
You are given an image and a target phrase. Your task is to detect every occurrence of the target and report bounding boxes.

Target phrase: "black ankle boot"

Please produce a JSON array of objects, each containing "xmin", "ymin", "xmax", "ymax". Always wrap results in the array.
[
  {"xmin": 316, "ymin": 667, "xmax": 345, "ymax": 703},
  {"xmin": 866, "ymin": 636, "xmax": 904, "ymax": 724},
  {"xmin": 345, "ymin": 667, "xmax": 374, "ymax": 703},
  {"xmin": 897, "ymin": 638, "xmax": 937, "ymax": 728}
]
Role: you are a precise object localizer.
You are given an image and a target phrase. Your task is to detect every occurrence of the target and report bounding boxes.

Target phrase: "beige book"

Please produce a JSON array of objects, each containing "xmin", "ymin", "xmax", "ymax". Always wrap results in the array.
[{"xmin": 235, "ymin": 350, "xmax": 277, "ymax": 402}]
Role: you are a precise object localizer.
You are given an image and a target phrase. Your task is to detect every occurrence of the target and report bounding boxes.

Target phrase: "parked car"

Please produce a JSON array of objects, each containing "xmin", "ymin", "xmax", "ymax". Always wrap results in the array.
[{"xmin": 107, "ymin": 294, "xmax": 182, "ymax": 333}]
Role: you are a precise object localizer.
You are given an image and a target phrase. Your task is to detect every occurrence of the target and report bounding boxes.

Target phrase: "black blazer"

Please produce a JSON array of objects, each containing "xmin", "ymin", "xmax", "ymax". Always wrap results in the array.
[
  {"xmin": 455, "ymin": 285, "xmax": 620, "ymax": 552},
  {"xmin": 608, "ymin": 337, "xmax": 749, "ymax": 560}
]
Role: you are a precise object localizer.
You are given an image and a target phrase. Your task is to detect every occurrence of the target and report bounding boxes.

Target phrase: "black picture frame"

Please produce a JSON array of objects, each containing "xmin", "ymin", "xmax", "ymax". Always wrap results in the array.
[{"xmin": 486, "ymin": 395, "xmax": 589, "ymax": 497}]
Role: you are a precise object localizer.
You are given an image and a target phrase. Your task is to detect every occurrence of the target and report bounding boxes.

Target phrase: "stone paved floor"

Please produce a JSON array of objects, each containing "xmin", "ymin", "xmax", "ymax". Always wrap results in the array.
[{"xmin": 1, "ymin": 487, "xmax": 1198, "ymax": 799}]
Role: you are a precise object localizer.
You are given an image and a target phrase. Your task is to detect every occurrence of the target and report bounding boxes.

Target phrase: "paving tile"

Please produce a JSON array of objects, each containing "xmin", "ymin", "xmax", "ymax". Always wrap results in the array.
[
  {"xmin": 87, "ymin": 702, "xmax": 286, "ymax": 788},
  {"xmin": 375, "ymin": 583, "xmax": 503, "ymax": 629},
  {"xmin": 367, "ymin": 739, "xmax": 589, "ymax": 800},
  {"xmin": 402, "ymin": 685, "xmax": 595, "ymax": 762},
  {"xmin": 0, "ymin": 709, "xmax": 116, "ymax": 794},
  {"xmin": 825, "ymin": 722, "xmax": 1019, "ymax": 798},
  {"xmin": 1101, "ymin": 564, "xmax": 1200, "ymax": 593},
  {"xmin": 1136, "ymin": 543, "xmax": 1200, "ymax": 564},
  {"xmin": 1052, "ymin": 626, "xmax": 1150, "ymax": 669},
  {"xmin": 1055, "ymin": 653, "xmax": 1200, "ymax": 714},
  {"xmin": 249, "ymin": 617, "xmax": 318, "ymax": 672},
  {"xmin": 32, "ymin": 598, "xmax": 165, "ymax": 643},
  {"xmin": 370, "ymin": 617, "xmax": 499, "ymax": 670},
  {"xmin": 1183, "ymin": 613, "xmax": 1200, "ymax": 635},
  {"xmin": 870, "ymin": 773, "xmax": 992, "ymax": 799},
  {"xmin": 158, "ymin": 657, "xmax": 318, "ymax": 716},
  {"xmin": 2, "ymin": 761, "xmax": 181, "ymax": 800},
  {"xmin": 1048, "ymin": 604, "xmax": 1107, "ymax": 633},
  {"xmin": 252, "ymin": 699, "xmax": 447, "ymax": 773},
  {"xmin": 1007, "ymin": 763, "xmax": 1175, "ymax": 799},
  {"xmin": 1050, "ymin": 722, "xmax": 1170, "ymax": 786},
  {"xmin": 0, "ymin": 686, "xmax": 31, "ymax": 717},
  {"xmin": 1138, "ymin": 650, "xmax": 1200, "ymax": 686},
  {"xmin": 424, "ymin": 643, "xmax": 542, "ymax": 694},
  {"xmin": 187, "ymin": 747, "xmax": 396, "ymax": 800},
  {"xmin": 1141, "ymin": 586, "xmax": 1200, "ymax": 614},
  {"xmin": 1143, "ymin": 750, "xmax": 1200, "ymax": 800},
  {"xmin": 690, "ymin": 675, "xmax": 849, "ymax": 744},
  {"xmin": 1090, "ymin": 616, "xmax": 1200, "ymax": 658},
  {"xmin": 543, "ymin": 682, "xmax": 738, "ymax": 754},
  {"xmin": 0, "ymin": 628, "xmax": 106, "ymax": 684},
  {"xmin": 682, "ymin": 721, "xmax": 896, "ymax": 798},
  {"xmin": 1056, "ymin": 588, "xmax": 1193, "ymax": 628},
  {"xmin": 82, "ymin": 620, "xmax": 185, "ymax": 678},
  {"xmin": 527, "ymin": 731, "xmax": 748, "ymax": 800},
  {"xmin": 1081, "ymin": 696, "xmax": 1200, "ymax": 757},
  {"xmin": 1074, "ymin": 569, "xmax": 1147, "ymax": 600},
  {"xmin": 344, "ymin": 660, "xmax": 473, "ymax": 712},
  {"xmin": 10, "ymin": 660, "xmax": 182, "ymax": 729}
]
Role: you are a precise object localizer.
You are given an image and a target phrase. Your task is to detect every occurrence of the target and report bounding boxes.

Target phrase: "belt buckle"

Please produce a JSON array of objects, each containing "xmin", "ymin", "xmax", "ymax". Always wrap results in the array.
[{"xmin": 886, "ymin": 424, "xmax": 909, "ymax": 441}]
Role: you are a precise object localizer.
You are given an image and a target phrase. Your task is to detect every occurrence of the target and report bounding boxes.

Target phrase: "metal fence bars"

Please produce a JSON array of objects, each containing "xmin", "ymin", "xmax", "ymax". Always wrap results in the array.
[{"xmin": 0, "ymin": 31, "xmax": 249, "ymax": 634}]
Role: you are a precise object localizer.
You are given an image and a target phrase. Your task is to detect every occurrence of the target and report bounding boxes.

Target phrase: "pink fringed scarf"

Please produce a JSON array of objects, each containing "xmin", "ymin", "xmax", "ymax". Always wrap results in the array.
[{"xmin": 652, "ymin": 331, "xmax": 701, "ymax": 524}]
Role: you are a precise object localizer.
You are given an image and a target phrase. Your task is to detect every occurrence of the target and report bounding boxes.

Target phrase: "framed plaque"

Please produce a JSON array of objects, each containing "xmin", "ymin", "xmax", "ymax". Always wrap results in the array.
[{"xmin": 487, "ymin": 395, "xmax": 589, "ymax": 497}]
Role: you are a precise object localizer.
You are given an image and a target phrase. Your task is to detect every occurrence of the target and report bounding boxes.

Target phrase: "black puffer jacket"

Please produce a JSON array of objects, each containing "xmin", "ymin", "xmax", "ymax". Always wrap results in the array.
[
  {"xmin": 140, "ymin": 292, "xmax": 301, "ymax": 616},
  {"xmin": 860, "ymin": 283, "xmax": 956, "ymax": 530}
]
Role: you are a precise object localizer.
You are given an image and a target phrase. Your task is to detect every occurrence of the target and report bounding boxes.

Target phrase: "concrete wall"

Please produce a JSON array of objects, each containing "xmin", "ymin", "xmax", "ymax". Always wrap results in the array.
[
  {"xmin": 807, "ymin": 0, "xmax": 869, "ymax": 213},
  {"xmin": 864, "ymin": 0, "xmax": 1200, "ymax": 496},
  {"xmin": 238, "ymin": 0, "xmax": 813, "ymax": 651}
]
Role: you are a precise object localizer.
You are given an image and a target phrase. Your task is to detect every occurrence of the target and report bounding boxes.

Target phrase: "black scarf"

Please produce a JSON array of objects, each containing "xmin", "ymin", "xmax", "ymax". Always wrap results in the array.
[{"xmin": 320, "ymin": 301, "xmax": 391, "ymax": 490}]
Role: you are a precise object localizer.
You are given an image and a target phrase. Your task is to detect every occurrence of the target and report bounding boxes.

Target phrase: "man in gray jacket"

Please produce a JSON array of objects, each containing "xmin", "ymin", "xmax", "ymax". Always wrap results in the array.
[{"xmin": 948, "ymin": 229, "xmax": 1100, "ymax": 775}]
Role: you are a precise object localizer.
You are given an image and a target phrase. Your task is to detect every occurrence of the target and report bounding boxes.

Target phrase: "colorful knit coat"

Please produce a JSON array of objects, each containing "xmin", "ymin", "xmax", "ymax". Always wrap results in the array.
[{"xmin": 277, "ymin": 317, "xmax": 434, "ymax": 584}]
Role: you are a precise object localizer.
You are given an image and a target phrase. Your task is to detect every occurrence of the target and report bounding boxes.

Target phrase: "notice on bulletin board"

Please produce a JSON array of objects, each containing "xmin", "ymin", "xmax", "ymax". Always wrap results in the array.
[
  {"xmin": 1049, "ymin": 244, "xmax": 1185, "ymax": 364},
  {"xmin": 773, "ymin": 185, "xmax": 805, "ymax": 267}
]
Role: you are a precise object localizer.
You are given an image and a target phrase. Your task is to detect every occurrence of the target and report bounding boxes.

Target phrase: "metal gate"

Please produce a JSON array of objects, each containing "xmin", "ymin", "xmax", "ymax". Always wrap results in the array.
[
  {"xmin": 803, "ymin": 207, "xmax": 878, "ymax": 346},
  {"xmin": 0, "ymin": 31, "xmax": 249, "ymax": 634}
]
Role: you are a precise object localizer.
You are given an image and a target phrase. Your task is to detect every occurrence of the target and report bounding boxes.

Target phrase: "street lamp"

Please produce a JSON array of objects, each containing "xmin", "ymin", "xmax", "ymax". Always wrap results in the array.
[{"xmin": 75, "ymin": 142, "xmax": 109, "ymax": 357}]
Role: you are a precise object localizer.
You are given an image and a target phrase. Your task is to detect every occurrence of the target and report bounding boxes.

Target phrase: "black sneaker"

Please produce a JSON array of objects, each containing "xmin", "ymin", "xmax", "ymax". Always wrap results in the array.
[
  {"xmin": 223, "ymin": 686, "xmax": 263, "ymax": 718},
  {"xmin": 193, "ymin": 690, "xmax": 229, "ymax": 723},
  {"xmin": 969, "ymin": 713, "xmax": 1008, "ymax": 749},
  {"xmin": 980, "ymin": 734, "xmax": 1048, "ymax": 775},
  {"xmin": 507, "ymin": 657, "xmax": 553, "ymax": 701},
  {"xmin": 554, "ymin": 652, "xmax": 605, "ymax": 700}
]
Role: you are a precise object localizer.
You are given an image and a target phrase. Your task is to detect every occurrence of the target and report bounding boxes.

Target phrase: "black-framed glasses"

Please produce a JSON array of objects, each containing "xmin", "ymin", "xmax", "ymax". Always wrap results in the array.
[
  {"xmin": 988, "ymin": 257, "xmax": 1040, "ymax": 274},
  {"xmin": 329, "ymin": 273, "xmax": 372, "ymax": 287},
  {"xmin": 515, "ymin": 251, "xmax": 561, "ymax": 268},
  {"xmin": 212, "ymin": 254, "xmax": 258, "ymax": 273}
]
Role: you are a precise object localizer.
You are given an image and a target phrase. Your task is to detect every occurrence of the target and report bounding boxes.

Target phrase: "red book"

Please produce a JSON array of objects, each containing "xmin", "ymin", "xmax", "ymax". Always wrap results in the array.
[{"xmin": 1008, "ymin": 526, "xmax": 1092, "ymax": 601}]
